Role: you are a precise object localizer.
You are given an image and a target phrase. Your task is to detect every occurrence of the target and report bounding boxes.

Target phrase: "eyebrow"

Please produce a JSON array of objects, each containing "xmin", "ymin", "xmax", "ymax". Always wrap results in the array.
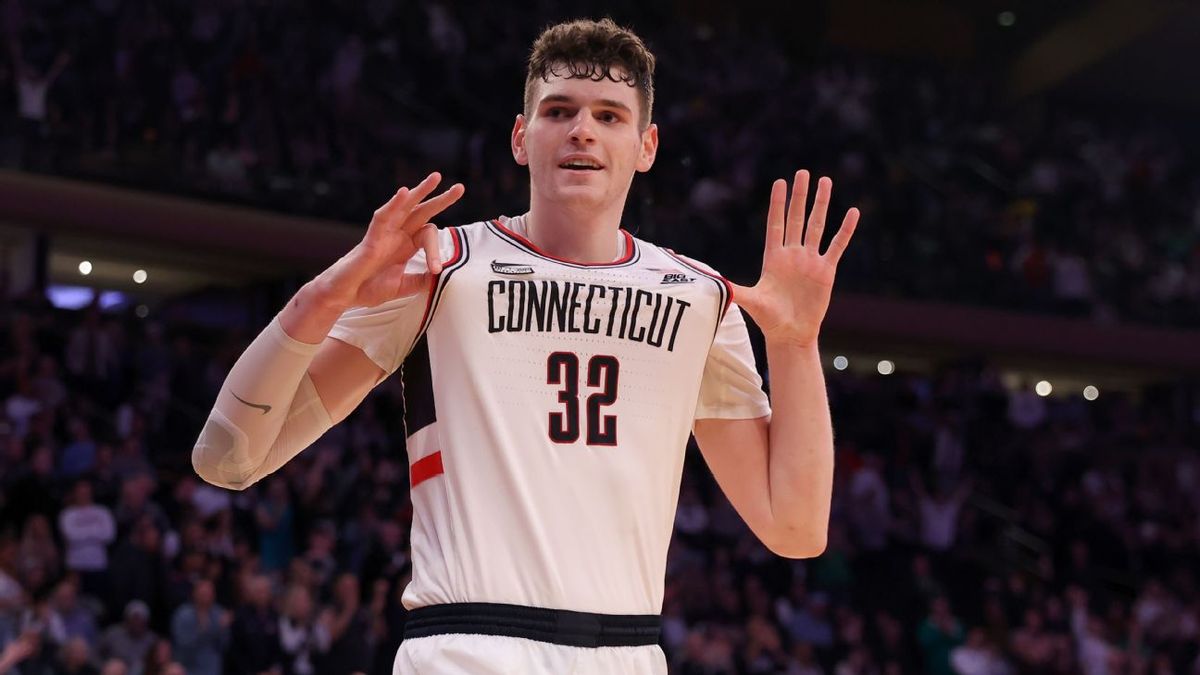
[{"xmin": 538, "ymin": 94, "xmax": 633, "ymax": 114}]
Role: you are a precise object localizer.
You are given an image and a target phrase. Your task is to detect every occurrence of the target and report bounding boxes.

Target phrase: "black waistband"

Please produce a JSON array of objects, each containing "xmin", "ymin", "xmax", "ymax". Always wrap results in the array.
[{"xmin": 404, "ymin": 602, "xmax": 662, "ymax": 648}]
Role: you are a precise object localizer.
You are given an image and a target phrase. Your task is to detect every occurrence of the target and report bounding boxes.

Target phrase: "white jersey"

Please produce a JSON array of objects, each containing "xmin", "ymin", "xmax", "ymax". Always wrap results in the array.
[{"xmin": 329, "ymin": 214, "xmax": 770, "ymax": 616}]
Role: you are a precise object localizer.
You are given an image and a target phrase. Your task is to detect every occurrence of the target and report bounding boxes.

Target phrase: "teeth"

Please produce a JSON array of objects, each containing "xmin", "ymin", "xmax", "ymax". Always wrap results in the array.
[{"xmin": 561, "ymin": 160, "xmax": 601, "ymax": 169}]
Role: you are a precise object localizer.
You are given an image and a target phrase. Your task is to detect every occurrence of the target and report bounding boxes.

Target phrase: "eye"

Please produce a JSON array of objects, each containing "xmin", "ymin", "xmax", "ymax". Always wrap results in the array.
[
  {"xmin": 599, "ymin": 111, "xmax": 620, "ymax": 124},
  {"xmin": 546, "ymin": 107, "xmax": 567, "ymax": 118}
]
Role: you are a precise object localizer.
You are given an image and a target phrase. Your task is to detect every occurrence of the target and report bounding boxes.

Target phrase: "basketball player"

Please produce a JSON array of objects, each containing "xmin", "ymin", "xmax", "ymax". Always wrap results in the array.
[{"xmin": 193, "ymin": 18, "xmax": 859, "ymax": 674}]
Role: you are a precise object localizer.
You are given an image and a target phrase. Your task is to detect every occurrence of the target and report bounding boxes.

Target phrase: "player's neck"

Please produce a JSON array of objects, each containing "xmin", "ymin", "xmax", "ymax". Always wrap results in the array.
[{"xmin": 524, "ymin": 199, "xmax": 625, "ymax": 263}]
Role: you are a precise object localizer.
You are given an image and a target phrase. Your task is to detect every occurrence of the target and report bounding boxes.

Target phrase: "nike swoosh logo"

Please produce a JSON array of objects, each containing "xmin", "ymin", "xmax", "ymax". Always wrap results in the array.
[{"xmin": 232, "ymin": 392, "xmax": 271, "ymax": 415}]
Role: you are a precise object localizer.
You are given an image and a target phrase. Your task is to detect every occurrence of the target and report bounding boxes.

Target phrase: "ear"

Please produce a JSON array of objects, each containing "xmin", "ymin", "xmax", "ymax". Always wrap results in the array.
[
  {"xmin": 635, "ymin": 123, "xmax": 658, "ymax": 173},
  {"xmin": 511, "ymin": 114, "xmax": 529, "ymax": 166}
]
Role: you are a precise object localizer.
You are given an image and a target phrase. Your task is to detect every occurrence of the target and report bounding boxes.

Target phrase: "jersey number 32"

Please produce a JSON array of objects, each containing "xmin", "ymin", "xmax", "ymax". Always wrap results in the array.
[{"xmin": 546, "ymin": 352, "xmax": 618, "ymax": 446}]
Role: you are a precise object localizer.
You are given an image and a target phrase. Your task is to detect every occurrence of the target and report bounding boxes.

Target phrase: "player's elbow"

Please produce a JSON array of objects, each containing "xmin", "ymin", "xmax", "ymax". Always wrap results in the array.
[
  {"xmin": 191, "ymin": 412, "xmax": 269, "ymax": 491},
  {"xmin": 191, "ymin": 449, "xmax": 253, "ymax": 491},
  {"xmin": 766, "ymin": 528, "xmax": 827, "ymax": 559},
  {"xmin": 191, "ymin": 425, "xmax": 256, "ymax": 491}
]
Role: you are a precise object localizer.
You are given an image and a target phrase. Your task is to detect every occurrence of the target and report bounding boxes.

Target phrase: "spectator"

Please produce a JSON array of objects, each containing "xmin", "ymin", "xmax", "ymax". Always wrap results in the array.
[
  {"xmin": 846, "ymin": 453, "xmax": 889, "ymax": 553},
  {"xmin": 4, "ymin": 376, "xmax": 42, "ymax": 439},
  {"xmin": 0, "ymin": 633, "xmax": 37, "ymax": 673},
  {"xmin": 833, "ymin": 645, "xmax": 878, "ymax": 675},
  {"xmin": 912, "ymin": 473, "xmax": 972, "ymax": 554},
  {"xmin": 10, "ymin": 43, "xmax": 70, "ymax": 170},
  {"xmin": 277, "ymin": 584, "xmax": 328, "ymax": 675},
  {"xmin": 58, "ymin": 636, "xmax": 100, "ymax": 675},
  {"xmin": 917, "ymin": 596, "xmax": 965, "ymax": 675},
  {"xmin": 786, "ymin": 642, "xmax": 826, "ymax": 675},
  {"xmin": 169, "ymin": 579, "xmax": 229, "ymax": 675},
  {"xmin": 949, "ymin": 628, "xmax": 1014, "ymax": 675},
  {"xmin": 1010, "ymin": 608, "xmax": 1059, "ymax": 672},
  {"xmin": 98, "ymin": 600, "xmax": 158, "ymax": 675},
  {"xmin": 107, "ymin": 517, "xmax": 169, "ymax": 633},
  {"xmin": 225, "ymin": 575, "xmax": 282, "ymax": 675},
  {"xmin": 99, "ymin": 659, "xmax": 129, "ymax": 675},
  {"xmin": 781, "ymin": 585, "xmax": 836, "ymax": 655},
  {"xmin": 316, "ymin": 574, "xmax": 370, "ymax": 675},
  {"xmin": 141, "ymin": 639, "xmax": 175, "ymax": 675},
  {"xmin": 59, "ymin": 417, "xmax": 98, "ymax": 479},
  {"xmin": 45, "ymin": 579, "xmax": 99, "ymax": 650},
  {"xmin": 741, "ymin": 615, "xmax": 788, "ymax": 673},
  {"xmin": 64, "ymin": 307, "xmax": 119, "ymax": 390},
  {"xmin": 2, "ymin": 446, "xmax": 57, "ymax": 532},
  {"xmin": 255, "ymin": 480, "xmax": 294, "ymax": 574},
  {"xmin": 57, "ymin": 480, "xmax": 116, "ymax": 599},
  {"xmin": 16, "ymin": 514, "xmax": 59, "ymax": 594}
]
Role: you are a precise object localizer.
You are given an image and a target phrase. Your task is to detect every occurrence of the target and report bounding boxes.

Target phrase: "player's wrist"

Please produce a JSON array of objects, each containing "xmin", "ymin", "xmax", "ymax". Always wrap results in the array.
[
  {"xmin": 276, "ymin": 281, "xmax": 351, "ymax": 345},
  {"xmin": 763, "ymin": 334, "xmax": 820, "ymax": 353},
  {"xmin": 304, "ymin": 272, "xmax": 359, "ymax": 313}
]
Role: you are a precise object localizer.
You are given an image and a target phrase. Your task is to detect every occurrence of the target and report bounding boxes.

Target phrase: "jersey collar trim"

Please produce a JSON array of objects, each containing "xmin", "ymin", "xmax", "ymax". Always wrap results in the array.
[{"xmin": 488, "ymin": 218, "xmax": 640, "ymax": 269}]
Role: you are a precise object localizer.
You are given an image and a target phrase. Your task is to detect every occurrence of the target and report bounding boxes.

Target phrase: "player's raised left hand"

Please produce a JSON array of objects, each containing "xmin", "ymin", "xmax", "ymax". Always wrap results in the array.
[{"xmin": 731, "ymin": 170, "xmax": 859, "ymax": 348}]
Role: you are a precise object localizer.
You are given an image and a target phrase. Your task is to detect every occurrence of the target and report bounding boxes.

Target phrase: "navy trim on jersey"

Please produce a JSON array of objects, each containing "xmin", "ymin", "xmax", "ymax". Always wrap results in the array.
[
  {"xmin": 410, "ymin": 226, "xmax": 471, "ymax": 352},
  {"xmin": 487, "ymin": 218, "xmax": 641, "ymax": 269},
  {"xmin": 401, "ymin": 334, "xmax": 436, "ymax": 437},
  {"xmin": 662, "ymin": 249, "xmax": 732, "ymax": 340},
  {"xmin": 400, "ymin": 227, "xmax": 470, "ymax": 440}
]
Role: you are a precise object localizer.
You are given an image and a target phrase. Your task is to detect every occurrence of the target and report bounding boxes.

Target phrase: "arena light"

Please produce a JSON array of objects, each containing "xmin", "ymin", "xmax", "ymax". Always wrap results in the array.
[
  {"xmin": 133, "ymin": 269, "xmax": 148, "ymax": 284},
  {"xmin": 78, "ymin": 261, "xmax": 92, "ymax": 275},
  {"xmin": 833, "ymin": 356, "xmax": 849, "ymax": 371},
  {"xmin": 1035, "ymin": 380, "xmax": 1052, "ymax": 397},
  {"xmin": 135, "ymin": 305, "xmax": 150, "ymax": 318},
  {"xmin": 877, "ymin": 360, "xmax": 894, "ymax": 376},
  {"xmin": 997, "ymin": 11, "xmax": 1016, "ymax": 27},
  {"xmin": 1083, "ymin": 385, "xmax": 1099, "ymax": 401}
]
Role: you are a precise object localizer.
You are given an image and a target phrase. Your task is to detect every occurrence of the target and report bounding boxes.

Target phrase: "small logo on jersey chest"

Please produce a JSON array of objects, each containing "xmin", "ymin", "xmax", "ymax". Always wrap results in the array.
[
  {"xmin": 660, "ymin": 273, "xmax": 695, "ymax": 285},
  {"xmin": 492, "ymin": 260, "xmax": 534, "ymax": 275}
]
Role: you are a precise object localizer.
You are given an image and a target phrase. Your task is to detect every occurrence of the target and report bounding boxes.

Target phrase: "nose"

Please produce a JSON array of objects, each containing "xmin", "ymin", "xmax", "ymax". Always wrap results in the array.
[{"xmin": 568, "ymin": 110, "xmax": 597, "ymax": 145}]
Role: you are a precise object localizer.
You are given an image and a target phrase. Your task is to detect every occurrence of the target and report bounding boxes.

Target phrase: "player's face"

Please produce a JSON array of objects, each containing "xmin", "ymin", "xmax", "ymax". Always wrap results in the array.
[{"xmin": 512, "ymin": 68, "xmax": 658, "ymax": 212}]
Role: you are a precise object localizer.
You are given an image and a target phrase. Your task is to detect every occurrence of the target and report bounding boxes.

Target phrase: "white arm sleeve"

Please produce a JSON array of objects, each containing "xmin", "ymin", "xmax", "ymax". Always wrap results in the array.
[
  {"xmin": 192, "ymin": 316, "xmax": 333, "ymax": 490},
  {"xmin": 694, "ymin": 303, "xmax": 772, "ymax": 421},
  {"xmin": 193, "ymin": 239, "xmax": 446, "ymax": 491}
]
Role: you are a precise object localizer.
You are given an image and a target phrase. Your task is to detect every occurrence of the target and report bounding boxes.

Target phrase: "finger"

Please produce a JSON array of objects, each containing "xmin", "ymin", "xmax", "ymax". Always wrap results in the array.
[
  {"xmin": 379, "ymin": 172, "xmax": 443, "ymax": 226},
  {"xmin": 401, "ymin": 172, "xmax": 444, "ymax": 212},
  {"xmin": 727, "ymin": 282, "xmax": 759, "ymax": 314},
  {"xmin": 765, "ymin": 179, "xmax": 787, "ymax": 250},
  {"xmin": 394, "ymin": 271, "xmax": 432, "ymax": 300},
  {"xmin": 418, "ymin": 223, "xmax": 442, "ymax": 274},
  {"xmin": 368, "ymin": 187, "xmax": 408, "ymax": 235},
  {"xmin": 406, "ymin": 183, "xmax": 466, "ymax": 231},
  {"xmin": 783, "ymin": 169, "xmax": 810, "ymax": 247},
  {"xmin": 804, "ymin": 176, "xmax": 833, "ymax": 249},
  {"xmin": 825, "ymin": 207, "xmax": 860, "ymax": 263}
]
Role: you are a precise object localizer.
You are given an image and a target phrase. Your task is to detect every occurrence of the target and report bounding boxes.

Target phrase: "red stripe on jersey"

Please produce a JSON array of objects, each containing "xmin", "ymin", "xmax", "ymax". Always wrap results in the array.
[
  {"xmin": 491, "ymin": 218, "xmax": 635, "ymax": 267},
  {"xmin": 416, "ymin": 228, "xmax": 464, "ymax": 330},
  {"xmin": 410, "ymin": 451, "xmax": 444, "ymax": 488},
  {"xmin": 663, "ymin": 248, "xmax": 734, "ymax": 316}
]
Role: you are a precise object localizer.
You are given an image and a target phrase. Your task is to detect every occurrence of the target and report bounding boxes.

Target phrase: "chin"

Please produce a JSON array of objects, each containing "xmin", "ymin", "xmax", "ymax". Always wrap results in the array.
[{"xmin": 549, "ymin": 186, "xmax": 607, "ymax": 209}]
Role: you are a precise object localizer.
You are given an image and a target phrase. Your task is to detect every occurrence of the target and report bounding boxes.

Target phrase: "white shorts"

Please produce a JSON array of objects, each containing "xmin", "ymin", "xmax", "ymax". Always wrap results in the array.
[{"xmin": 393, "ymin": 634, "xmax": 668, "ymax": 674}]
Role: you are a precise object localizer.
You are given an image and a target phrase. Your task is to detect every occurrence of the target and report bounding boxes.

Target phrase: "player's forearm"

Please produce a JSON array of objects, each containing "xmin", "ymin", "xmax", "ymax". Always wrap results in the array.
[
  {"xmin": 192, "ymin": 283, "xmax": 338, "ymax": 490},
  {"xmin": 764, "ymin": 340, "xmax": 834, "ymax": 555}
]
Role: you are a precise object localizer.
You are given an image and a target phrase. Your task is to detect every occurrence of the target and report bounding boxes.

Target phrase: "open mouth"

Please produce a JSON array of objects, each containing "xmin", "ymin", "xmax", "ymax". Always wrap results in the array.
[{"xmin": 559, "ymin": 160, "xmax": 604, "ymax": 171}]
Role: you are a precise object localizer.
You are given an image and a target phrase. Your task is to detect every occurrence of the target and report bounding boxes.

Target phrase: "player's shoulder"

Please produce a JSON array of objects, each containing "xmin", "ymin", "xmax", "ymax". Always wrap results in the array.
[
  {"xmin": 632, "ymin": 236, "xmax": 729, "ymax": 281},
  {"xmin": 426, "ymin": 219, "xmax": 494, "ymax": 260}
]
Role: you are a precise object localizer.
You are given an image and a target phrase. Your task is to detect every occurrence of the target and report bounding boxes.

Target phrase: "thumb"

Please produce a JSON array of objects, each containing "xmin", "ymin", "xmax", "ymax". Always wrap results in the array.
[{"xmin": 728, "ymin": 282, "xmax": 760, "ymax": 313}]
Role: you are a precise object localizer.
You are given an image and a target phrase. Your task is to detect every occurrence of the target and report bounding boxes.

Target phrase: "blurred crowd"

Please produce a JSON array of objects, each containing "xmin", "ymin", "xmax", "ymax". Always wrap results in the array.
[
  {"xmin": 1, "ymin": 282, "xmax": 1199, "ymax": 674},
  {"xmin": 2, "ymin": 0, "xmax": 1199, "ymax": 327}
]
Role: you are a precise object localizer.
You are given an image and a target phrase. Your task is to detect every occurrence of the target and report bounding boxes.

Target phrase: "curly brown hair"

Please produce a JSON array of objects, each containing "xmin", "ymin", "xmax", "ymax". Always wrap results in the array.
[{"xmin": 524, "ymin": 18, "xmax": 656, "ymax": 130}]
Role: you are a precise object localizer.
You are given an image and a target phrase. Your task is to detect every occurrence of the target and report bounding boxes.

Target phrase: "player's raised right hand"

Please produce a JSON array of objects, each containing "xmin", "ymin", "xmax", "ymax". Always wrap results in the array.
[{"xmin": 315, "ymin": 173, "xmax": 465, "ymax": 309}]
